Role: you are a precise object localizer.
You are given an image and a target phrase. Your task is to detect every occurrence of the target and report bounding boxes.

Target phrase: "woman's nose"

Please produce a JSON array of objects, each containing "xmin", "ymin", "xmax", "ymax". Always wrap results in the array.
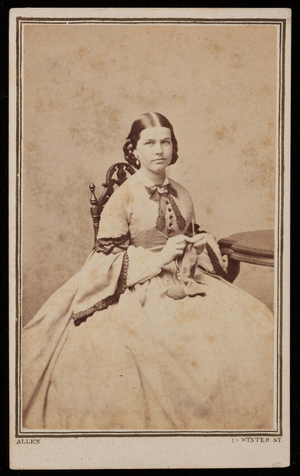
[{"xmin": 155, "ymin": 142, "xmax": 163, "ymax": 154}]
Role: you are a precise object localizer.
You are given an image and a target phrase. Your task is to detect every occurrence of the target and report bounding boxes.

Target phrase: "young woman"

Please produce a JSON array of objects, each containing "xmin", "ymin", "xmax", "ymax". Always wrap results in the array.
[{"xmin": 23, "ymin": 112, "xmax": 274, "ymax": 430}]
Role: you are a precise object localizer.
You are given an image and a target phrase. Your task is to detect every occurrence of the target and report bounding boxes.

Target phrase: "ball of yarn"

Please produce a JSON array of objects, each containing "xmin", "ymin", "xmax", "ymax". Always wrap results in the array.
[{"xmin": 167, "ymin": 285, "xmax": 186, "ymax": 300}]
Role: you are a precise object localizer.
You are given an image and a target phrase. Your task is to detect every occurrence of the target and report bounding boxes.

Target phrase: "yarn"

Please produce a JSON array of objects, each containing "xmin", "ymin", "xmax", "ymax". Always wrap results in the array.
[
  {"xmin": 166, "ymin": 243, "xmax": 207, "ymax": 300},
  {"xmin": 167, "ymin": 285, "xmax": 186, "ymax": 300}
]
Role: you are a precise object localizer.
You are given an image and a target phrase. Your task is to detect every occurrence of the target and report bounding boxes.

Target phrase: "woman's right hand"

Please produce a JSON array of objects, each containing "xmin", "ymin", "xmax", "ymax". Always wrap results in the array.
[{"xmin": 160, "ymin": 234, "xmax": 190, "ymax": 266}]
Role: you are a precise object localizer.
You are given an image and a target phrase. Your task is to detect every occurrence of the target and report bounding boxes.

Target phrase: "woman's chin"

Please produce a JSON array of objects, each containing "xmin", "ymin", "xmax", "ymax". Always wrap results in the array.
[
  {"xmin": 140, "ymin": 163, "xmax": 169, "ymax": 178},
  {"xmin": 151, "ymin": 163, "xmax": 169, "ymax": 173}
]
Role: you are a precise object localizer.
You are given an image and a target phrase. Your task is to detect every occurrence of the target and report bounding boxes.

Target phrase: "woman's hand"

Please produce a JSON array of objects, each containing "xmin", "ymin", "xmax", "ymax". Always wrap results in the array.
[
  {"xmin": 159, "ymin": 233, "xmax": 227, "ymax": 272},
  {"xmin": 160, "ymin": 234, "xmax": 190, "ymax": 266},
  {"xmin": 189, "ymin": 233, "xmax": 227, "ymax": 272},
  {"xmin": 188, "ymin": 234, "xmax": 207, "ymax": 255}
]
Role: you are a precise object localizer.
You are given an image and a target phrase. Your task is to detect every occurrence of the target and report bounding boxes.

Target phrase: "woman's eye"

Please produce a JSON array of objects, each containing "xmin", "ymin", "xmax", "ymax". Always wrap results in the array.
[{"xmin": 162, "ymin": 140, "xmax": 171, "ymax": 145}]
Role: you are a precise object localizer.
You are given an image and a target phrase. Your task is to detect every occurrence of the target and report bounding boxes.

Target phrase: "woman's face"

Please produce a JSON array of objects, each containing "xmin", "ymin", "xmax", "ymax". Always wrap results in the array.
[{"xmin": 134, "ymin": 126, "xmax": 173, "ymax": 176}]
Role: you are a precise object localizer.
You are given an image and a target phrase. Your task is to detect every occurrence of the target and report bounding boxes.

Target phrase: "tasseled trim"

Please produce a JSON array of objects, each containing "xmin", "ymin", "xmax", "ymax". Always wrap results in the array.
[
  {"xmin": 72, "ymin": 251, "xmax": 129, "ymax": 326},
  {"xmin": 93, "ymin": 231, "xmax": 130, "ymax": 254}
]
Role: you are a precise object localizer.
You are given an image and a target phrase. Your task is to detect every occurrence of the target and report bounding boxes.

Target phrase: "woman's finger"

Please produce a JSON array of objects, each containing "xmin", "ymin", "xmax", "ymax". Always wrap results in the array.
[
  {"xmin": 171, "ymin": 234, "xmax": 186, "ymax": 244},
  {"xmin": 191, "ymin": 239, "xmax": 207, "ymax": 248},
  {"xmin": 189, "ymin": 234, "xmax": 206, "ymax": 244},
  {"xmin": 184, "ymin": 236, "xmax": 194, "ymax": 243}
]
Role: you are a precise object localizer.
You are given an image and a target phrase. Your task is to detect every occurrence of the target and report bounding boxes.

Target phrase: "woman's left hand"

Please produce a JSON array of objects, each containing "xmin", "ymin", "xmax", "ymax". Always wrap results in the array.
[{"xmin": 188, "ymin": 233, "xmax": 227, "ymax": 271}]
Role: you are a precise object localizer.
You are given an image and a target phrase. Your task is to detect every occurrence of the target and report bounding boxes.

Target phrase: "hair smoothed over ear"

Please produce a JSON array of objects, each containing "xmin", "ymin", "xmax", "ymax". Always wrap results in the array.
[{"xmin": 123, "ymin": 112, "xmax": 179, "ymax": 168}]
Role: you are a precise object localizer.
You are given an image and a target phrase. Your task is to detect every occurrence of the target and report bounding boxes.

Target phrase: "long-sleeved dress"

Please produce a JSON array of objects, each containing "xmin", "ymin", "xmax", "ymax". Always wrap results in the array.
[{"xmin": 22, "ymin": 170, "xmax": 274, "ymax": 431}]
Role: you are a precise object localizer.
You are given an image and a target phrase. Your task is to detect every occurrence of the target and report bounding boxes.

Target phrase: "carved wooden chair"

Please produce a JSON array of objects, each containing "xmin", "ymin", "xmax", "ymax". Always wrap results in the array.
[
  {"xmin": 89, "ymin": 162, "xmax": 135, "ymax": 243},
  {"xmin": 89, "ymin": 163, "xmax": 274, "ymax": 284}
]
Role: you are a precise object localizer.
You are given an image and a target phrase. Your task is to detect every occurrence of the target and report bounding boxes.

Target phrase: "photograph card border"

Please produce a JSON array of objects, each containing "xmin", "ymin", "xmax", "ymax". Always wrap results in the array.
[{"xmin": 12, "ymin": 14, "xmax": 287, "ymax": 439}]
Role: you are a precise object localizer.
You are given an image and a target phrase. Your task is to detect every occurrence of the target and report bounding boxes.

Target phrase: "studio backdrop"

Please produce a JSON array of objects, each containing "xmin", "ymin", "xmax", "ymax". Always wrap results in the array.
[{"xmin": 22, "ymin": 22, "xmax": 277, "ymax": 324}]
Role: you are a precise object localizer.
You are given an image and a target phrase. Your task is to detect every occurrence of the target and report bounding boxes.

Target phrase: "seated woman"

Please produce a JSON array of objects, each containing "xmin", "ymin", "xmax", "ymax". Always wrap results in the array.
[{"xmin": 22, "ymin": 112, "xmax": 274, "ymax": 430}]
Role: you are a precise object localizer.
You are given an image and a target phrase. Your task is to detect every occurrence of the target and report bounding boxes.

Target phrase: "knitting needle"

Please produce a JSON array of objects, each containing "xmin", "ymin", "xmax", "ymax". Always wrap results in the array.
[
  {"xmin": 156, "ymin": 229, "xmax": 169, "ymax": 239},
  {"xmin": 192, "ymin": 218, "xmax": 195, "ymax": 237},
  {"xmin": 148, "ymin": 230, "xmax": 168, "ymax": 251}
]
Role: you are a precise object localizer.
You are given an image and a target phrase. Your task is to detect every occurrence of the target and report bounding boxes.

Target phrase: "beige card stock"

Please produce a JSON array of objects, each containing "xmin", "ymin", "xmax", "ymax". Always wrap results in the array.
[{"xmin": 9, "ymin": 8, "xmax": 291, "ymax": 469}]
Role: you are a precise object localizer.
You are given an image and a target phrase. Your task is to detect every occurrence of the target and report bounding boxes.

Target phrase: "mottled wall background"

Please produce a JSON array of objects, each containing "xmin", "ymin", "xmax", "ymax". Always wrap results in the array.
[{"xmin": 22, "ymin": 24, "xmax": 277, "ymax": 324}]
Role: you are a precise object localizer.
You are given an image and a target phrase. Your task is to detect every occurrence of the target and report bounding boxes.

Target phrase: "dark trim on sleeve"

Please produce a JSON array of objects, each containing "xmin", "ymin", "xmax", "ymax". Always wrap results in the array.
[
  {"xmin": 93, "ymin": 230, "xmax": 130, "ymax": 254},
  {"xmin": 72, "ymin": 251, "xmax": 129, "ymax": 326}
]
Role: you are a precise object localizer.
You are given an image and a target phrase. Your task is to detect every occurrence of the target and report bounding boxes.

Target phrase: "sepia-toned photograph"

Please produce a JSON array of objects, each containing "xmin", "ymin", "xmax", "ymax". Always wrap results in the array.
[{"xmin": 9, "ymin": 8, "xmax": 290, "ymax": 469}]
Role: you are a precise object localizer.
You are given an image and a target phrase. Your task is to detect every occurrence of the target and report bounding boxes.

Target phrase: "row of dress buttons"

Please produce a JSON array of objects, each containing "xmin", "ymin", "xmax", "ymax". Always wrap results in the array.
[{"xmin": 166, "ymin": 199, "xmax": 174, "ymax": 235}]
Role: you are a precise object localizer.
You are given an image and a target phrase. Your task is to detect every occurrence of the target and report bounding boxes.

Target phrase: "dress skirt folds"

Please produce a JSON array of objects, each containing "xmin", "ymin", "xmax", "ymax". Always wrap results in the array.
[{"xmin": 22, "ymin": 170, "xmax": 274, "ymax": 430}]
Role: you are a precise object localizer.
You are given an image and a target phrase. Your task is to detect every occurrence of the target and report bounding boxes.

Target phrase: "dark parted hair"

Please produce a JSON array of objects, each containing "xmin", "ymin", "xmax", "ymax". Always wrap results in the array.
[{"xmin": 123, "ymin": 112, "xmax": 179, "ymax": 169}]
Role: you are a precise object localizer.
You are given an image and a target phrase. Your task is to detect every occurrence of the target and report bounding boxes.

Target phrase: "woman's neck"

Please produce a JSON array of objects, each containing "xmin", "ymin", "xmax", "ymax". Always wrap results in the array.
[{"xmin": 139, "ymin": 166, "xmax": 166, "ymax": 185}]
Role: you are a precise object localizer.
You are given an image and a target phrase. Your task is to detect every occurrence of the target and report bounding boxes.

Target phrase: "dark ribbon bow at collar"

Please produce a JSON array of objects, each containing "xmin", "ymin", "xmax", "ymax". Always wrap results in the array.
[{"xmin": 145, "ymin": 183, "xmax": 186, "ymax": 232}]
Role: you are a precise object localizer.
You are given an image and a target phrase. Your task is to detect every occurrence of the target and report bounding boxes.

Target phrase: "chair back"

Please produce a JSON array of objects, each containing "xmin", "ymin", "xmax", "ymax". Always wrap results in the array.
[{"xmin": 89, "ymin": 162, "xmax": 136, "ymax": 243}]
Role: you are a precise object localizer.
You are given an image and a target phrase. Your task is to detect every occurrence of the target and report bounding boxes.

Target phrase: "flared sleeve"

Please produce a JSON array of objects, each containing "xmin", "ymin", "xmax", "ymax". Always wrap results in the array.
[{"xmin": 71, "ymin": 184, "xmax": 165, "ymax": 325}]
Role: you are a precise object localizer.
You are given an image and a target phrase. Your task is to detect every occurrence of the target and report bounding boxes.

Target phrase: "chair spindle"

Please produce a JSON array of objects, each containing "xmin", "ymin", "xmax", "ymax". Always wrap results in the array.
[{"xmin": 89, "ymin": 183, "xmax": 100, "ymax": 244}]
